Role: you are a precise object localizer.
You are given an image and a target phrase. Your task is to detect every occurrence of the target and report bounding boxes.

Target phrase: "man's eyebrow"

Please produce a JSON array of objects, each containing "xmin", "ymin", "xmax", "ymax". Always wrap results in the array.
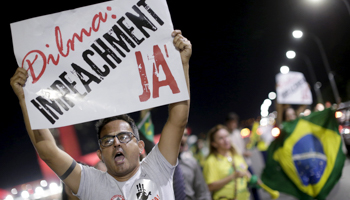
[
  {"xmin": 102, "ymin": 132, "xmax": 118, "ymax": 137},
  {"xmin": 105, "ymin": 131, "xmax": 129, "ymax": 136}
]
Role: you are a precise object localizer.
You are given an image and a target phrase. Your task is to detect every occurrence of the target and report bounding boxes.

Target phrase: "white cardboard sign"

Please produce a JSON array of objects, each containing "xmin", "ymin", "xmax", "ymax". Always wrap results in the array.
[
  {"xmin": 276, "ymin": 72, "xmax": 312, "ymax": 105},
  {"xmin": 11, "ymin": 0, "xmax": 189, "ymax": 129}
]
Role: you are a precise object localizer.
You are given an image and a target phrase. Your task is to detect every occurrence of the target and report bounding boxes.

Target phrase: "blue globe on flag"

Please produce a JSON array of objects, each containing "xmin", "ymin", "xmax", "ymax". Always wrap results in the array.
[{"xmin": 292, "ymin": 134, "xmax": 327, "ymax": 186}]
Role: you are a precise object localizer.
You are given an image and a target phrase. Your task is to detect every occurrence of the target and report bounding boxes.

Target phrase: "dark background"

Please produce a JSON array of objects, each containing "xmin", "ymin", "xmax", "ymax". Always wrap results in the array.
[{"xmin": 1, "ymin": 0, "xmax": 350, "ymax": 189}]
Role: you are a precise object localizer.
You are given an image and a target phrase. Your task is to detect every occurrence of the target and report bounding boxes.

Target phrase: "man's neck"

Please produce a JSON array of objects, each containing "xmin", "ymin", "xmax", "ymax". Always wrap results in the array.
[{"xmin": 108, "ymin": 164, "xmax": 140, "ymax": 182}]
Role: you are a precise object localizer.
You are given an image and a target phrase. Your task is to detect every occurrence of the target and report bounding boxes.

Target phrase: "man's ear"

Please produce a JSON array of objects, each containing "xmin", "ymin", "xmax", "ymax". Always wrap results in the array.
[
  {"xmin": 138, "ymin": 140, "xmax": 145, "ymax": 154},
  {"xmin": 97, "ymin": 149, "xmax": 103, "ymax": 162}
]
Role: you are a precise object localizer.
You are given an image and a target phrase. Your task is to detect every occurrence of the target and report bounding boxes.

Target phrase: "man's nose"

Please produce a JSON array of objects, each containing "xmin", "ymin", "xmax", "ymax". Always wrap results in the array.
[{"xmin": 113, "ymin": 136, "xmax": 121, "ymax": 146}]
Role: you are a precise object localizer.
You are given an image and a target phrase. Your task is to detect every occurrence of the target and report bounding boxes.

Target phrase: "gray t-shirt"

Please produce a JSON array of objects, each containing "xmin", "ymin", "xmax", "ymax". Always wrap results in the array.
[{"xmin": 76, "ymin": 144, "xmax": 176, "ymax": 200}]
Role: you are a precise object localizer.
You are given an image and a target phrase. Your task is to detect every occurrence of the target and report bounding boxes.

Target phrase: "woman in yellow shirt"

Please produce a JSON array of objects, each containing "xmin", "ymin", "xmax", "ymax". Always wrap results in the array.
[{"xmin": 203, "ymin": 124, "xmax": 251, "ymax": 200}]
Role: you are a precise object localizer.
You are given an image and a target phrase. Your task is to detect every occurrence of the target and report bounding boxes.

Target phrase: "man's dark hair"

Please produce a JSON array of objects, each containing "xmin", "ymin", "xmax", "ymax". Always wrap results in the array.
[
  {"xmin": 95, "ymin": 115, "xmax": 140, "ymax": 140},
  {"xmin": 225, "ymin": 112, "xmax": 239, "ymax": 122}
]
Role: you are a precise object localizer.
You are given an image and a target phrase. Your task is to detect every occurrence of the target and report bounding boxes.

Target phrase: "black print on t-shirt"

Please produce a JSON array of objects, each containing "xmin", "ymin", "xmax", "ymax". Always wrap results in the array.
[{"xmin": 136, "ymin": 183, "xmax": 152, "ymax": 200}]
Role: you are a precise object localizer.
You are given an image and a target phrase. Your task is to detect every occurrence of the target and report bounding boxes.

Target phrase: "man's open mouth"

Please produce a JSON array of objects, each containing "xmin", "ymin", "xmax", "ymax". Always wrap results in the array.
[{"xmin": 114, "ymin": 152, "xmax": 125, "ymax": 164}]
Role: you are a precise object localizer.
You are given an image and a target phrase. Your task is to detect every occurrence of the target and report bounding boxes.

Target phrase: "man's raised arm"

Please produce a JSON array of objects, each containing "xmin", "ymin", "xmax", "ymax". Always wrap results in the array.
[
  {"xmin": 158, "ymin": 30, "xmax": 191, "ymax": 166},
  {"xmin": 10, "ymin": 68, "xmax": 81, "ymax": 194}
]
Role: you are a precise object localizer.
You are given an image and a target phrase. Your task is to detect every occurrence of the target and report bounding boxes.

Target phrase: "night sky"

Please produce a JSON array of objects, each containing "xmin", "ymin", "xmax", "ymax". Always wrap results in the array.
[{"xmin": 2, "ymin": 0, "xmax": 350, "ymax": 190}]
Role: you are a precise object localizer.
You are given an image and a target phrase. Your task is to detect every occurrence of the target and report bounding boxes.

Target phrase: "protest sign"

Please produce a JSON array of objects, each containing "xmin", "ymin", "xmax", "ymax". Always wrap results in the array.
[
  {"xmin": 10, "ymin": 0, "xmax": 189, "ymax": 129},
  {"xmin": 276, "ymin": 72, "xmax": 312, "ymax": 105}
]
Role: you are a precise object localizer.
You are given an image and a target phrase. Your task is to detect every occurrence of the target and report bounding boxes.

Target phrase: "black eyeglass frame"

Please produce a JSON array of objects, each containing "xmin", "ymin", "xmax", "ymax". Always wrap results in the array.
[{"xmin": 98, "ymin": 131, "xmax": 138, "ymax": 147}]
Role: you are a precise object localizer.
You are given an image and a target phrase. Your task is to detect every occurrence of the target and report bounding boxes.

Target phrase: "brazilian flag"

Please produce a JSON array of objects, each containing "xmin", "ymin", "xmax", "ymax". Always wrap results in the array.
[
  {"xmin": 261, "ymin": 108, "xmax": 346, "ymax": 200},
  {"xmin": 137, "ymin": 111, "xmax": 154, "ymax": 142}
]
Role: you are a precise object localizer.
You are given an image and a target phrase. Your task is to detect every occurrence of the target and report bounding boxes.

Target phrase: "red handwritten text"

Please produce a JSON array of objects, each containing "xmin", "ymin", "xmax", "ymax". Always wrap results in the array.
[{"xmin": 22, "ymin": 8, "xmax": 111, "ymax": 83}]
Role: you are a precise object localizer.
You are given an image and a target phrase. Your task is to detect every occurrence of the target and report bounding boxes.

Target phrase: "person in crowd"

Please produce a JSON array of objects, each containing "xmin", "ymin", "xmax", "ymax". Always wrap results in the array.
[
  {"xmin": 225, "ymin": 113, "xmax": 252, "ymax": 161},
  {"xmin": 282, "ymin": 107, "xmax": 297, "ymax": 122},
  {"xmin": 203, "ymin": 124, "xmax": 251, "ymax": 200},
  {"xmin": 10, "ymin": 30, "xmax": 191, "ymax": 200},
  {"xmin": 277, "ymin": 103, "xmax": 307, "ymax": 125},
  {"xmin": 191, "ymin": 135, "xmax": 208, "ymax": 169},
  {"xmin": 225, "ymin": 113, "xmax": 260, "ymax": 200},
  {"xmin": 173, "ymin": 128, "xmax": 211, "ymax": 200}
]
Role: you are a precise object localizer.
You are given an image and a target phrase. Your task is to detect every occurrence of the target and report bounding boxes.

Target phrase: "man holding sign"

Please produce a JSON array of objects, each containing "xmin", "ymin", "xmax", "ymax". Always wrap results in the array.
[{"xmin": 10, "ymin": 29, "xmax": 191, "ymax": 200}]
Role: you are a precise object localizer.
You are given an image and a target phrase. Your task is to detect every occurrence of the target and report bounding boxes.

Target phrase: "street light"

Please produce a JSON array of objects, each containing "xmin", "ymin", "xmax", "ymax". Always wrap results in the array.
[
  {"xmin": 268, "ymin": 92, "xmax": 277, "ymax": 100},
  {"xmin": 292, "ymin": 30, "xmax": 303, "ymax": 39},
  {"xmin": 286, "ymin": 50, "xmax": 296, "ymax": 59},
  {"xmin": 280, "ymin": 65, "xmax": 289, "ymax": 74},
  {"xmin": 309, "ymin": 0, "xmax": 323, "ymax": 3},
  {"xmin": 306, "ymin": 0, "xmax": 350, "ymax": 16},
  {"xmin": 292, "ymin": 29, "xmax": 341, "ymax": 104}
]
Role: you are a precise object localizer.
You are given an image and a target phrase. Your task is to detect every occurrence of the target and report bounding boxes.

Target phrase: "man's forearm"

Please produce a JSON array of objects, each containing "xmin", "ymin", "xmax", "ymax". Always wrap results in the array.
[
  {"xmin": 183, "ymin": 63, "xmax": 190, "ymax": 96},
  {"xmin": 168, "ymin": 66, "xmax": 190, "ymax": 128},
  {"xmin": 20, "ymin": 100, "xmax": 58, "ymax": 161}
]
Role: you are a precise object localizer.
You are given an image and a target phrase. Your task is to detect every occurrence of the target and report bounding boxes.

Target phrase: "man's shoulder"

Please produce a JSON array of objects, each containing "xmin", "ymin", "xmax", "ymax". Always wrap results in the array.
[
  {"xmin": 81, "ymin": 164, "xmax": 107, "ymax": 178},
  {"xmin": 140, "ymin": 144, "xmax": 172, "ymax": 168}
]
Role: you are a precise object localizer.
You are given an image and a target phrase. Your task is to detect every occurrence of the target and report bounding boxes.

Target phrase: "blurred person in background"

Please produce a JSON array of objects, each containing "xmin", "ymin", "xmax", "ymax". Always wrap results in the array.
[
  {"xmin": 225, "ymin": 113, "xmax": 260, "ymax": 200},
  {"xmin": 203, "ymin": 124, "xmax": 251, "ymax": 200},
  {"xmin": 174, "ymin": 128, "xmax": 211, "ymax": 200},
  {"xmin": 191, "ymin": 133, "xmax": 208, "ymax": 169},
  {"xmin": 277, "ymin": 104, "xmax": 307, "ymax": 125},
  {"xmin": 225, "ymin": 113, "xmax": 252, "ymax": 164}
]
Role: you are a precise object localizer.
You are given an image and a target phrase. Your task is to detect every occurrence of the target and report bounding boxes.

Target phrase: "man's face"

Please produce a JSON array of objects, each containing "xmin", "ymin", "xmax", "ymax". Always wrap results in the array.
[{"xmin": 97, "ymin": 120, "xmax": 144, "ymax": 180}]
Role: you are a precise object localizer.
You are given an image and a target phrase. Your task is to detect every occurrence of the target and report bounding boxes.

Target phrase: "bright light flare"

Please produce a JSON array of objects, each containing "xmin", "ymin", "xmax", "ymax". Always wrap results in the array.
[
  {"xmin": 256, "ymin": 128, "xmax": 262, "ymax": 135},
  {"xmin": 342, "ymin": 128, "xmax": 350, "ymax": 134},
  {"xmin": 280, "ymin": 66, "xmax": 289, "ymax": 74},
  {"xmin": 49, "ymin": 182, "xmax": 61, "ymax": 194},
  {"xmin": 268, "ymin": 92, "xmax": 276, "ymax": 100},
  {"xmin": 35, "ymin": 186, "xmax": 44, "ymax": 197},
  {"xmin": 335, "ymin": 111, "xmax": 343, "ymax": 118},
  {"xmin": 315, "ymin": 103, "xmax": 325, "ymax": 111},
  {"xmin": 260, "ymin": 118, "xmax": 268, "ymax": 126},
  {"xmin": 5, "ymin": 195, "xmax": 14, "ymax": 200},
  {"xmin": 309, "ymin": 0, "xmax": 323, "ymax": 3},
  {"xmin": 271, "ymin": 127, "xmax": 281, "ymax": 137},
  {"xmin": 286, "ymin": 50, "xmax": 296, "ymax": 59},
  {"xmin": 240, "ymin": 128, "xmax": 251, "ymax": 138},
  {"xmin": 11, "ymin": 188, "xmax": 17, "ymax": 195},
  {"xmin": 292, "ymin": 30, "xmax": 303, "ymax": 38},
  {"xmin": 261, "ymin": 110, "xmax": 269, "ymax": 117},
  {"xmin": 263, "ymin": 99, "xmax": 272, "ymax": 106},
  {"xmin": 40, "ymin": 180, "xmax": 48, "ymax": 187},
  {"xmin": 21, "ymin": 191, "xmax": 29, "ymax": 199},
  {"xmin": 303, "ymin": 109, "xmax": 311, "ymax": 116}
]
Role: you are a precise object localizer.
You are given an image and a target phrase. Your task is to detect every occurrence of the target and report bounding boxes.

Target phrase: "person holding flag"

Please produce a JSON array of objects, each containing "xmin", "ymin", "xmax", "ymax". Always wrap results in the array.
[{"xmin": 261, "ymin": 108, "xmax": 346, "ymax": 200}]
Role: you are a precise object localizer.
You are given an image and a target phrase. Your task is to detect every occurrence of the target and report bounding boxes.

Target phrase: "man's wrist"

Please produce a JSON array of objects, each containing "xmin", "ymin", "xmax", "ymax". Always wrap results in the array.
[{"xmin": 19, "ymin": 99, "xmax": 26, "ymax": 108}]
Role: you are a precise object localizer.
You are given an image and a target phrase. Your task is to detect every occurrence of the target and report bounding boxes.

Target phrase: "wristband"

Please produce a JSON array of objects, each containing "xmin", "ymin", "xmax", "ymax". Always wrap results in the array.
[{"xmin": 59, "ymin": 160, "xmax": 77, "ymax": 180}]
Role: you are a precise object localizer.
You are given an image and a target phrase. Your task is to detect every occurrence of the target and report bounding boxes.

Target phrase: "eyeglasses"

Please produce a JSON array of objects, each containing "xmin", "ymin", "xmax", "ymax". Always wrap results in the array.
[{"xmin": 98, "ymin": 132, "xmax": 137, "ymax": 147}]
